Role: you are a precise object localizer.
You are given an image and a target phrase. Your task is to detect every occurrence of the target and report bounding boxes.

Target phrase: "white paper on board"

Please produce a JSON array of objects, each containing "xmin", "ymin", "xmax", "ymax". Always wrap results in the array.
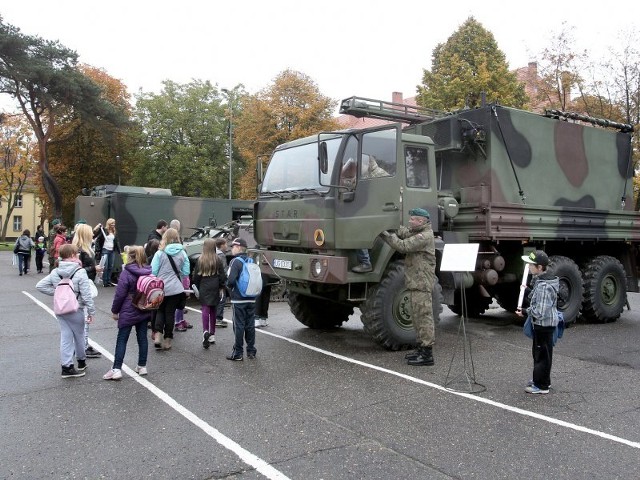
[{"xmin": 440, "ymin": 243, "xmax": 480, "ymax": 272}]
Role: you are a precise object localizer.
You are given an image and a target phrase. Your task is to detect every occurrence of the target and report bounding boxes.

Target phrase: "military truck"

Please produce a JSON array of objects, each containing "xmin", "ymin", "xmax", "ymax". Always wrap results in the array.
[
  {"xmin": 75, "ymin": 185, "xmax": 254, "ymax": 246},
  {"xmin": 250, "ymin": 95, "xmax": 639, "ymax": 350}
]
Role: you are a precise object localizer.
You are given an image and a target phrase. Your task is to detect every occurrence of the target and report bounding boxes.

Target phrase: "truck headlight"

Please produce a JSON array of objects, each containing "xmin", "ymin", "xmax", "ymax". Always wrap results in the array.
[{"xmin": 310, "ymin": 258, "xmax": 324, "ymax": 278}]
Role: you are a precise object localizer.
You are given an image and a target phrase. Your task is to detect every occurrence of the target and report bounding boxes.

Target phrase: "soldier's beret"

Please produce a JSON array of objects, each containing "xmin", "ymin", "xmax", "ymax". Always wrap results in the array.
[{"xmin": 409, "ymin": 208, "xmax": 430, "ymax": 219}]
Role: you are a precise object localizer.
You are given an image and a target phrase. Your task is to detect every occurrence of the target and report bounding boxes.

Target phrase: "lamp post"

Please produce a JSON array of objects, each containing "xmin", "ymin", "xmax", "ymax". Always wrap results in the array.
[
  {"xmin": 116, "ymin": 155, "xmax": 121, "ymax": 185},
  {"xmin": 222, "ymin": 88, "xmax": 233, "ymax": 199}
]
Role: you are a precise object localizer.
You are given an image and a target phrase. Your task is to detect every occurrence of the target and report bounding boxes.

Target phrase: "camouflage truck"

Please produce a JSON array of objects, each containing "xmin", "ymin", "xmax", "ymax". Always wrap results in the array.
[
  {"xmin": 75, "ymin": 185, "xmax": 253, "ymax": 279},
  {"xmin": 75, "ymin": 185, "xmax": 254, "ymax": 246},
  {"xmin": 250, "ymin": 96, "xmax": 639, "ymax": 350}
]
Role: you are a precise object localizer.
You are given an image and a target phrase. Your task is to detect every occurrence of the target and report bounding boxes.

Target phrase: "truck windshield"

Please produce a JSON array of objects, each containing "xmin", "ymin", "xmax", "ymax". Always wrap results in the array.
[{"xmin": 261, "ymin": 138, "xmax": 340, "ymax": 193}]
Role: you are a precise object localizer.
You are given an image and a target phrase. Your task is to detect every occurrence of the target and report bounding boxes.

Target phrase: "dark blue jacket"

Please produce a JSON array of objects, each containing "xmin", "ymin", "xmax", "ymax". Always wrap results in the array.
[{"xmin": 226, "ymin": 253, "xmax": 256, "ymax": 303}]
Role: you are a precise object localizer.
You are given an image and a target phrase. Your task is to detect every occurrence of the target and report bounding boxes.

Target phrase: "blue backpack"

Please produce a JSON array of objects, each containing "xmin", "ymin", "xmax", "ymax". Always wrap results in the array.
[{"xmin": 234, "ymin": 257, "xmax": 263, "ymax": 297}]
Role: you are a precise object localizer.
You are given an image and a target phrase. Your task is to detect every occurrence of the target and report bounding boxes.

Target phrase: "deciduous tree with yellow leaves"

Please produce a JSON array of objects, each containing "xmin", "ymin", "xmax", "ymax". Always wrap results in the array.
[
  {"xmin": 0, "ymin": 116, "xmax": 36, "ymax": 240},
  {"xmin": 234, "ymin": 70, "xmax": 340, "ymax": 199}
]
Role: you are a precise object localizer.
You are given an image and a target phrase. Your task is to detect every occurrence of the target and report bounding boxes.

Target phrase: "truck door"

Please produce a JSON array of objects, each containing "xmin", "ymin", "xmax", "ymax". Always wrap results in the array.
[
  {"xmin": 400, "ymin": 140, "xmax": 439, "ymax": 229},
  {"xmin": 335, "ymin": 126, "xmax": 402, "ymax": 249}
]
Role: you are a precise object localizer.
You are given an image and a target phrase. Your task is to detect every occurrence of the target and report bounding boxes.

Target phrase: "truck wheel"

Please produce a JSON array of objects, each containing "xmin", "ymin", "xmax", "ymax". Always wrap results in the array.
[
  {"xmin": 360, "ymin": 260, "xmax": 443, "ymax": 351},
  {"xmin": 494, "ymin": 284, "xmax": 520, "ymax": 312},
  {"xmin": 288, "ymin": 292, "xmax": 353, "ymax": 328},
  {"xmin": 581, "ymin": 255, "xmax": 627, "ymax": 323},
  {"xmin": 448, "ymin": 288, "xmax": 492, "ymax": 317},
  {"xmin": 547, "ymin": 255, "xmax": 583, "ymax": 324}
]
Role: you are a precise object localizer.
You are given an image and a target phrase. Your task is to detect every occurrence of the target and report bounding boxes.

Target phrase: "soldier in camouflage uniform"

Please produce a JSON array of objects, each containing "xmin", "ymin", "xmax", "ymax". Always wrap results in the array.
[{"xmin": 380, "ymin": 208, "xmax": 436, "ymax": 365}]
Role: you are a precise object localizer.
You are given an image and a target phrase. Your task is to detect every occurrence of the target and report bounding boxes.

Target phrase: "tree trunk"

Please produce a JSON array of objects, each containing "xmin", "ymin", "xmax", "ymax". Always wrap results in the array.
[{"xmin": 37, "ymin": 139, "xmax": 63, "ymax": 220}]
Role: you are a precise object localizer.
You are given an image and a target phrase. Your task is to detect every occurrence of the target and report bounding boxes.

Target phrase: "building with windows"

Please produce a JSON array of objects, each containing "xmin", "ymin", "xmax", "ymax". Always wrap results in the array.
[{"xmin": 0, "ymin": 190, "xmax": 46, "ymax": 240}]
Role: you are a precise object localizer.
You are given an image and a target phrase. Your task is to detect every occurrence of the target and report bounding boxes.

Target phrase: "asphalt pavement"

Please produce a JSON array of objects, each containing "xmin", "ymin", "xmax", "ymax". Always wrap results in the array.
[{"xmin": 1, "ymin": 250, "xmax": 640, "ymax": 479}]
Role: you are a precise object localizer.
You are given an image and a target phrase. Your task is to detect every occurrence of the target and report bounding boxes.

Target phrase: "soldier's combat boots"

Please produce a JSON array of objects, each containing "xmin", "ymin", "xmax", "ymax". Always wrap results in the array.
[{"xmin": 407, "ymin": 346, "xmax": 434, "ymax": 366}]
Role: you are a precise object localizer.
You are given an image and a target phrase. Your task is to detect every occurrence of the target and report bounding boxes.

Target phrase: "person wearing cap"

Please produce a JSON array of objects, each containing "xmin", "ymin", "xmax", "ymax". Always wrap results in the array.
[
  {"xmin": 516, "ymin": 250, "xmax": 560, "ymax": 394},
  {"xmin": 35, "ymin": 235, "xmax": 47, "ymax": 274},
  {"xmin": 225, "ymin": 237, "xmax": 258, "ymax": 361},
  {"xmin": 379, "ymin": 208, "xmax": 437, "ymax": 366}
]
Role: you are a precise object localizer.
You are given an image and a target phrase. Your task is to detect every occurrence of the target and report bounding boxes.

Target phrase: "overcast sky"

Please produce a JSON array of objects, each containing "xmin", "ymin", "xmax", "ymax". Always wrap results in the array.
[{"xmin": 2, "ymin": 1, "xmax": 639, "ymax": 107}]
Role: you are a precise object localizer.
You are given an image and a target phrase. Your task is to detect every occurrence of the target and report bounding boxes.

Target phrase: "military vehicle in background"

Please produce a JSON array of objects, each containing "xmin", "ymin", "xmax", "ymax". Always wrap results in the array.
[
  {"xmin": 75, "ymin": 185, "xmax": 254, "ymax": 246},
  {"xmin": 75, "ymin": 185, "xmax": 254, "ymax": 278},
  {"xmin": 250, "ymin": 95, "xmax": 639, "ymax": 350}
]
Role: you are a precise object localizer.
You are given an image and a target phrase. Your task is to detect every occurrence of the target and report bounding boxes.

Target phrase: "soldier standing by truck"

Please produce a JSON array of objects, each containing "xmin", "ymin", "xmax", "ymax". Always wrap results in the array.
[{"xmin": 380, "ymin": 208, "xmax": 437, "ymax": 365}]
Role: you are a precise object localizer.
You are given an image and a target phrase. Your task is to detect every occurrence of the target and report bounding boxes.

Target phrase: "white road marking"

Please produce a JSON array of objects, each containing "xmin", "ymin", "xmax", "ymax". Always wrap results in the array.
[
  {"xmin": 255, "ymin": 326, "xmax": 640, "ymax": 450},
  {"xmin": 25, "ymin": 292, "xmax": 291, "ymax": 480}
]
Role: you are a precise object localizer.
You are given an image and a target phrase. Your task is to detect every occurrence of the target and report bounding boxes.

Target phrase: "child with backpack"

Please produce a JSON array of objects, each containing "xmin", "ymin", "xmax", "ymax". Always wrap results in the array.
[
  {"xmin": 103, "ymin": 246, "xmax": 154, "ymax": 380},
  {"xmin": 225, "ymin": 238, "xmax": 262, "ymax": 361},
  {"xmin": 192, "ymin": 239, "xmax": 226, "ymax": 349},
  {"xmin": 36, "ymin": 244, "xmax": 96, "ymax": 379}
]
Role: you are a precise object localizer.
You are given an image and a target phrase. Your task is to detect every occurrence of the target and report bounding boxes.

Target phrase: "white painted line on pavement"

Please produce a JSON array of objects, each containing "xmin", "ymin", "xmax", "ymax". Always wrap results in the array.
[
  {"xmin": 24, "ymin": 292, "xmax": 291, "ymax": 480},
  {"xmin": 255, "ymin": 327, "xmax": 640, "ymax": 450}
]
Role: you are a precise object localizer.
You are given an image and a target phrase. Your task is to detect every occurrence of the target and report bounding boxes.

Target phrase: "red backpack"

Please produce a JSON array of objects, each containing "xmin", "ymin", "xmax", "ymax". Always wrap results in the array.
[{"xmin": 132, "ymin": 274, "xmax": 165, "ymax": 310}]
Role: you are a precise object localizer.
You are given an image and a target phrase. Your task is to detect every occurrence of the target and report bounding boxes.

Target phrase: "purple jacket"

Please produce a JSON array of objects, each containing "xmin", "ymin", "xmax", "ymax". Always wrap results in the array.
[{"xmin": 111, "ymin": 263, "xmax": 153, "ymax": 328}]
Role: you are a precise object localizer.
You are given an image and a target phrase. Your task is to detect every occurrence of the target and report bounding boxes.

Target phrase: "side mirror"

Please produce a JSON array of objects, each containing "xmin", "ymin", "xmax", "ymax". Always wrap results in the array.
[{"xmin": 319, "ymin": 142, "xmax": 328, "ymax": 174}]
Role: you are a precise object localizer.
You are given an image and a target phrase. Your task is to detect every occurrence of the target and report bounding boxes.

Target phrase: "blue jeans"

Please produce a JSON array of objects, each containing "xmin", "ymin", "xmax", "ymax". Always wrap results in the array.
[
  {"xmin": 231, "ymin": 302, "xmax": 256, "ymax": 358},
  {"xmin": 17, "ymin": 253, "xmax": 31, "ymax": 274},
  {"xmin": 113, "ymin": 321, "xmax": 148, "ymax": 370},
  {"xmin": 102, "ymin": 249, "xmax": 114, "ymax": 285}
]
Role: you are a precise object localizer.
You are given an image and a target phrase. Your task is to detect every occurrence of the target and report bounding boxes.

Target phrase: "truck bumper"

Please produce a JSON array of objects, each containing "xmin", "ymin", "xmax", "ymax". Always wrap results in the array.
[{"xmin": 253, "ymin": 250, "xmax": 349, "ymax": 284}]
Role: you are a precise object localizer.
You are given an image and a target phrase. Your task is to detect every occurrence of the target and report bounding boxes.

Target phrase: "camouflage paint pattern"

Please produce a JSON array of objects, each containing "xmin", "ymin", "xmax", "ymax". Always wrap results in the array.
[
  {"xmin": 252, "ymin": 99, "xmax": 639, "ymax": 347},
  {"xmin": 381, "ymin": 222, "xmax": 436, "ymax": 346},
  {"xmin": 76, "ymin": 191, "xmax": 253, "ymax": 247}
]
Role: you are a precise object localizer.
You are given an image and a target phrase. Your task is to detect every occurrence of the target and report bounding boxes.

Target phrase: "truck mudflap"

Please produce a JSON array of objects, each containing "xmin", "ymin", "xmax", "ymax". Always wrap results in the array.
[{"xmin": 252, "ymin": 249, "xmax": 349, "ymax": 284}]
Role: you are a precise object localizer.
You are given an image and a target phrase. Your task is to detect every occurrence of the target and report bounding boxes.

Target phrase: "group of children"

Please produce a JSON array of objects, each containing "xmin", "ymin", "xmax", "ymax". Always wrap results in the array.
[{"xmin": 35, "ymin": 221, "xmax": 264, "ymax": 380}]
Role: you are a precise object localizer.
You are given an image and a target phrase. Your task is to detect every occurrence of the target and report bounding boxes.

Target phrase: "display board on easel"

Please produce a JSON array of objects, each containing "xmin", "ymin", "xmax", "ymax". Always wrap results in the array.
[{"xmin": 440, "ymin": 243, "xmax": 486, "ymax": 394}]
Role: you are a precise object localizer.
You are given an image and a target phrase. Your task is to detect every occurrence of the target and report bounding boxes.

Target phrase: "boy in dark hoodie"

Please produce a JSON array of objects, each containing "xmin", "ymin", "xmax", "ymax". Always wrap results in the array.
[{"xmin": 516, "ymin": 250, "xmax": 560, "ymax": 394}]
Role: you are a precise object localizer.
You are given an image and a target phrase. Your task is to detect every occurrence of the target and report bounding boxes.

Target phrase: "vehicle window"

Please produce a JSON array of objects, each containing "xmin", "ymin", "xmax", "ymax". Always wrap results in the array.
[
  {"xmin": 340, "ymin": 136, "xmax": 358, "ymax": 187},
  {"xmin": 361, "ymin": 128, "xmax": 396, "ymax": 178},
  {"xmin": 261, "ymin": 138, "xmax": 339, "ymax": 193},
  {"xmin": 405, "ymin": 146, "xmax": 430, "ymax": 188}
]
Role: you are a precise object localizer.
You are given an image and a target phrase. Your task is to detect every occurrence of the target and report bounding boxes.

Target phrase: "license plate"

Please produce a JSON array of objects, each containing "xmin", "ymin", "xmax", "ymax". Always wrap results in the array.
[{"xmin": 273, "ymin": 259, "xmax": 292, "ymax": 270}]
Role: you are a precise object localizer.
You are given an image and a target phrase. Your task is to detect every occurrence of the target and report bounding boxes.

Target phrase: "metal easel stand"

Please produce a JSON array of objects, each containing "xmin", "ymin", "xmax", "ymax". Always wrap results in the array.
[{"xmin": 444, "ymin": 272, "xmax": 486, "ymax": 394}]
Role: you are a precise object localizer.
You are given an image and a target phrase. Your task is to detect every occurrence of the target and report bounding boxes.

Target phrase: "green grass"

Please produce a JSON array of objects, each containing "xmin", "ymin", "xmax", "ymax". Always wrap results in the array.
[{"xmin": 0, "ymin": 243, "xmax": 16, "ymax": 252}]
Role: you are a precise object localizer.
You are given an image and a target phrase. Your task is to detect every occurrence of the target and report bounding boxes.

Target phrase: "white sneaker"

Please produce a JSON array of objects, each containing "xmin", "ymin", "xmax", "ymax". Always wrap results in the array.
[
  {"xmin": 209, "ymin": 334, "xmax": 215, "ymax": 344},
  {"xmin": 135, "ymin": 366, "xmax": 148, "ymax": 376},
  {"xmin": 103, "ymin": 368, "xmax": 122, "ymax": 380}
]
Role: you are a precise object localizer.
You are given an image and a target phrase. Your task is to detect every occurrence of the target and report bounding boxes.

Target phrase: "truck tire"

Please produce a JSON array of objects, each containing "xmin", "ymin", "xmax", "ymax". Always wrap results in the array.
[
  {"xmin": 494, "ymin": 284, "xmax": 520, "ymax": 313},
  {"xmin": 547, "ymin": 255, "xmax": 583, "ymax": 324},
  {"xmin": 360, "ymin": 260, "xmax": 443, "ymax": 351},
  {"xmin": 288, "ymin": 292, "xmax": 353, "ymax": 329},
  {"xmin": 581, "ymin": 255, "xmax": 627, "ymax": 323},
  {"xmin": 448, "ymin": 287, "xmax": 492, "ymax": 317}
]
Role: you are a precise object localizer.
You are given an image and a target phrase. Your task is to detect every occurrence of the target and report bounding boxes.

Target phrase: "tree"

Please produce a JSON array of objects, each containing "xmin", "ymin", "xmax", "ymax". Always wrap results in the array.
[
  {"xmin": 46, "ymin": 65, "xmax": 137, "ymax": 222},
  {"xmin": 234, "ymin": 70, "xmax": 339, "ymax": 199},
  {"xmin": 535, "ymin": 24, "xmax": 587, "ymax": 112},
  {"xmin": 0, "ymin": 115, "xmax": 36, "ymax": 240},
  {"xmin": 130, "ymin": 79, "xmax": 229, "ymax": 197},
  {"xmin": 416, "ymin": 17, "xmax": 527, "ymax": 111},
  {"xmin": 0, "ymin": 17, "xmax": 125, "ymax": 220}
]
